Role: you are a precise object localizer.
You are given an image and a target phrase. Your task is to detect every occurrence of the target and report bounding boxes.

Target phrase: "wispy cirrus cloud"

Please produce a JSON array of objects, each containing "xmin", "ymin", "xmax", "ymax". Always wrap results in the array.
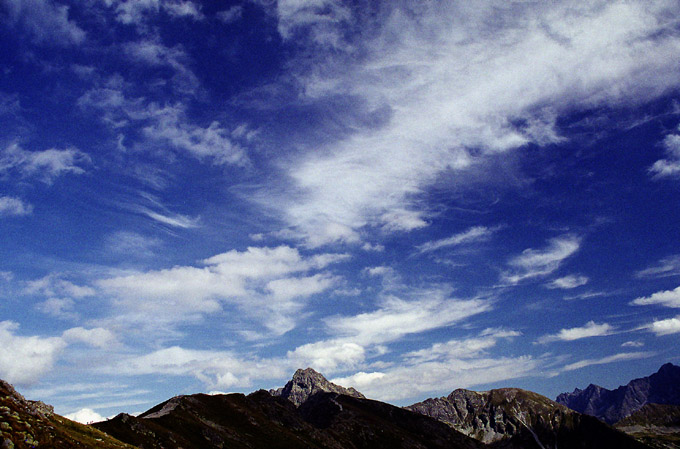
[
  {"xmin": 102, "ymin": 0, "xmax": 203, "ymax": 25},
  {"xmin": 2, "ymin": 0, "xmax": 85, "ymax": 46},
  {"xmin": 416, "ymin": 226, "xmax": 496, "ymax": 254},
  {"xmin": 0, "ymin": 143, "xmax": 91, "ymax": 183},
  {"xmin": 123, "ymin": 39, "xmax": 200, "ymax": 95},
  {"xmin": 649, "ymin": 131, "xmax": 680, "ymax": 179},
  {"xmin": 561, "ymin": 352, "xmax": 654, "ymax": 372},
  {"xmin": 78, "ymin": 83, "xmax": 248, "ymax": 167},
  {"xmin": 636, "ymin": 255, "xmax": 680, "ymax": 278},
  {"xmin": 502, "ymin": 235, "xmax": 581, "ymax": 284},
  {"xmin": 537, "ymin": 321, "xmax": 614, "ymax": 344},
  {"xmin": 263, "ymin": 1, "xmax": 680, "ymax": 246}
]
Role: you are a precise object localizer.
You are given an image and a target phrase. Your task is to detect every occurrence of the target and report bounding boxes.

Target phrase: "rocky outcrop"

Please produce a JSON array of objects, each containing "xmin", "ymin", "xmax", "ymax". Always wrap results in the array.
[
  {"xmin": 270, "ymin": 368, "xmax": 365, "ymax": 406},
  {"xmin": 407, "ymin": 387, "xmax": 650, "ymax": 449},
  {"xmin": 0, "ymin": 379, "xmax": 133, "ymax": 449},
  {"xmin": 557, "ymin": 363, "xmax": 680, "ymax": 424}
]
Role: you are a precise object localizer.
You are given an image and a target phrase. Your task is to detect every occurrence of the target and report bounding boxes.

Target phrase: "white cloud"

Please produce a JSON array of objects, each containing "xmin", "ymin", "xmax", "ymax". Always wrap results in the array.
[
  {"xmin": 287, "ymin": 340, "xmax": 365, "ymax": 374},
  {"xmin": 64, "ymin": 408, "xmax": 105, "ymax": 424},
  {"xmin": 265, "ymin": 1, "xmax": 680, "ymax": 246},
  {"xmin": 111, "ymin": 346, "xmax": 288, "ymax": 390},
  {"xmin": 503, "ymin": 235, "xmax": 581, "ymax": 284},
  {"xmin": 284, "ymin": 286, "xmax": 491, "ymax": 375},
  {"xmin": 275, "ymin": 0, "xmax": 351, "ymax": 49},
  {"xmin": 62, "ymin": 327, "xmax": 116, "ymax": 349},
  {"xmin": 636, "ymin": 255, "xmax": 680, "ymax": 278},
  {"xmin": 404, "ymin": 330, "xmax": 521, "ymax": 364},
  {"xmin": 547, "ymin": 274, "xmax": 589, "ymax": 289},
  {"xmin": 35, "ymin": 297, "xmax": 77, "ymax": 320},
  {"xmin": 216, "ymin": 6, "xmax": 243, "ymax": 24},
  {"xmin": 361, "ymin": 242, "xmax": 385, "ymax": 252},
  {"xmin": 2, "ymin": 0, "xmax": 85, "ymax": 46},
  {"xmin": 561, "ymin": 352, "xmax": 654, "ymax": 372},
  {"xmin": 137, "ymin": 206, "xmax": 200, "ymax": 228},
  {"xmin": 621, "ymin": 340, "xmax": 644, "ymax": 348},
  {"xmin": 537, "ymin": 321, "xmax": 614, "ymax": 344},
  {"xmin": 0, "ymin": 143, "xmax": 90, "ymax": 184},
  {"xmin": 649, "ymin": 132, "xmax": 680, "ymax": 179},
  {"xmin": 0, "ymin": 321, "xmax": 66, "ymax": 386},
  {"xmin": 124, "ymin": 39, "xmax": 200, "ymax": 95},
  {"xmin": 416, "ymin": 226, "xmax": 495, "ymax": 254},
  {"xmin": 363, "ymin": 266, "xmax": 393, "ymax": 277},
  {"xmin": 0, "ymin": 196, "xmax": 33, "ymax": 216},
  {"xmin": 631, "ymin": 286, "xmax": 680, "ymax": 308},
  {"xmin": 332, "ymin": 329, "xmax": 533, "ymax": 402},
  {"xmin": 325, "ymin": 290, "xmax": 490, "ymax": 346},
  {"xmin": 105, "ymin": 0, "xmax": 203, "ymax": 24},
  {"xmin": 25, "ymin": 274, "xmax": 95, "ymax": 299},
  {"xmin": 645, "ymin": 316, "xmax": 680, "ymax": 335},
  {"xmin": 78, "ymin": 88, "xmax": 248, "ymax": 167},
  {"xmin": 104, "ymin": 231, "xmax": 162, "ymax": 258},
  {"xmin": 97, "ymin": 246, "xmax": 347, "ymax": 334}
]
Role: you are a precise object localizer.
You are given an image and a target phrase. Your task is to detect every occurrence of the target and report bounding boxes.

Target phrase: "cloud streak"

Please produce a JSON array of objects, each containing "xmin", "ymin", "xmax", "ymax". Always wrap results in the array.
[
  {"xmin": 265, "ymin": 1, "xmax": 680, "ymax": 246},
  {"xmin": 631, "ymin": 286, "xmax": 680, "ymax": 308},
  {"xmin": 503, "ymin": 235, "xmax": 581, "ymax": 284},
  {"xmin": 416, "ymin": 226, "xmax": 496, "ymax": 254},
  {"xmin": 537, "ymin": 321, "xmax": 614, "ymax": 344}
]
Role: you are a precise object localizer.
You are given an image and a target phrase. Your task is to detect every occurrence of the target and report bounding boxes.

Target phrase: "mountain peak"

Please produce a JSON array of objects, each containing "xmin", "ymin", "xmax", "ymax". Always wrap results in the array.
[
  {"xmin": 407, "ymin": 387, "xmax": 645, "ymax": 447},
  {"xmin": 271, "ymin": 367, "xmax": 365, "ymax": 406},
  {"xmin": 557, "ymin": 362, "xmax": 680, "ymax": 424}
]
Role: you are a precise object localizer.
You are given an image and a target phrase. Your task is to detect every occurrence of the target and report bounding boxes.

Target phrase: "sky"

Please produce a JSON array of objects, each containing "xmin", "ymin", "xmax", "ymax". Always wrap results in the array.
[{"xmin": 2, "ymin": 0, "xmax": 680, "ymax": 424}]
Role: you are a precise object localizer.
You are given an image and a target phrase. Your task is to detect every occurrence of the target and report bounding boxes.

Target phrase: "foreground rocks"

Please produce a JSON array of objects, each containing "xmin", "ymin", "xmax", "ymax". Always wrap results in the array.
[{"xmin": 0, "ymin": 379, "xmax": 134, "ymax": 449}]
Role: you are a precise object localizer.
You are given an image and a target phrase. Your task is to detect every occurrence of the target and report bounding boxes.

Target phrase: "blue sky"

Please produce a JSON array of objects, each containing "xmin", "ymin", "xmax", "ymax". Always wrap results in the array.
[{"xmin": 2, "ymin": 0, "xmax": 680, "ymax": 423}]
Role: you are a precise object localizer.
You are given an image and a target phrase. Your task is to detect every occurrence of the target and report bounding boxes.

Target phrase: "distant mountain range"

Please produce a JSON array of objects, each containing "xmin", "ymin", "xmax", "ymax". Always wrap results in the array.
[
  {"xmin": 556, "ymin": 363, "xmax": 680, "ymax": 424},
  {"xmin": 1, "ymin": 363, "xmax": 679, "ymax": 448}
]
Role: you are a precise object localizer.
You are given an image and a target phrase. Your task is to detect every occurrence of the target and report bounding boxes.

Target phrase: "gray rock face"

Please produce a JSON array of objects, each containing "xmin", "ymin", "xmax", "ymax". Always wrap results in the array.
[
  {"xmin": 556, "ymin": 363, "xmax": 680, "ymax": 424},
  {"xmin": 406, "ymin": 387, "xmax": 649, "ymax": 449},
  {"xmin": 407, "ymin": 388, "xmax": 567, "ymax": 444},
  {"xmin": 271, "ymin": 368, "xmax": 365, "ymax": 407}
]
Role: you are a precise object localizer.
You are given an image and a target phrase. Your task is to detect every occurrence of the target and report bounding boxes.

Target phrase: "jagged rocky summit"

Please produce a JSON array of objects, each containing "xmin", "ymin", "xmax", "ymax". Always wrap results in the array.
[
  {"xmin": 406, "ymin": 387, "xmax": 648, "ymax": 449},
  {"xmin": 270, "ymin": 367, "xmax": 365, "ymax": 406},
  {"xmin": 557, "ymin": 363, "xmax": 680, "ymax": 424}
]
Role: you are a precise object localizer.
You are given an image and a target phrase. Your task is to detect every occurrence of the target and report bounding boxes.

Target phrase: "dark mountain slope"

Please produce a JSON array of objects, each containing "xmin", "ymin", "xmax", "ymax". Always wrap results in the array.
[
  {"xmin": 556, "ymin": 363, "xmax": 680, "ymax": 424},
  {"xmin": 615, "ymin": 403, "xmax": 680, "ymax": 449},
  {"xmin": 0, "ymin": 379, "xmax": 135, "ymax": 449},
  {"xmin": 94, "ymin": 387, "xmax": 483, "ymax": 449},
  {"xmin": 95, "ymin": 391, "xmax": 330, "ymax": 449},
  {"xmin": 407, "ymin": 387, "xmax": 650, "ymax": 449},
  {"xmin": 299, "ymin": 392, "xmax": 483, "ymax": 449}
]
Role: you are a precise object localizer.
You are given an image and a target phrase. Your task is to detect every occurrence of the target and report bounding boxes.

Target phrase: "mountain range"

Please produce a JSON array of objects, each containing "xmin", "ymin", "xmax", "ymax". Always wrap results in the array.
[
  {"xmin": 556, "ymin": 363, "xmax": 680, "ymax": 424},
  {"xmin": 1, "ymin": 364, "xmax": 679, "ymax": 448}
]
